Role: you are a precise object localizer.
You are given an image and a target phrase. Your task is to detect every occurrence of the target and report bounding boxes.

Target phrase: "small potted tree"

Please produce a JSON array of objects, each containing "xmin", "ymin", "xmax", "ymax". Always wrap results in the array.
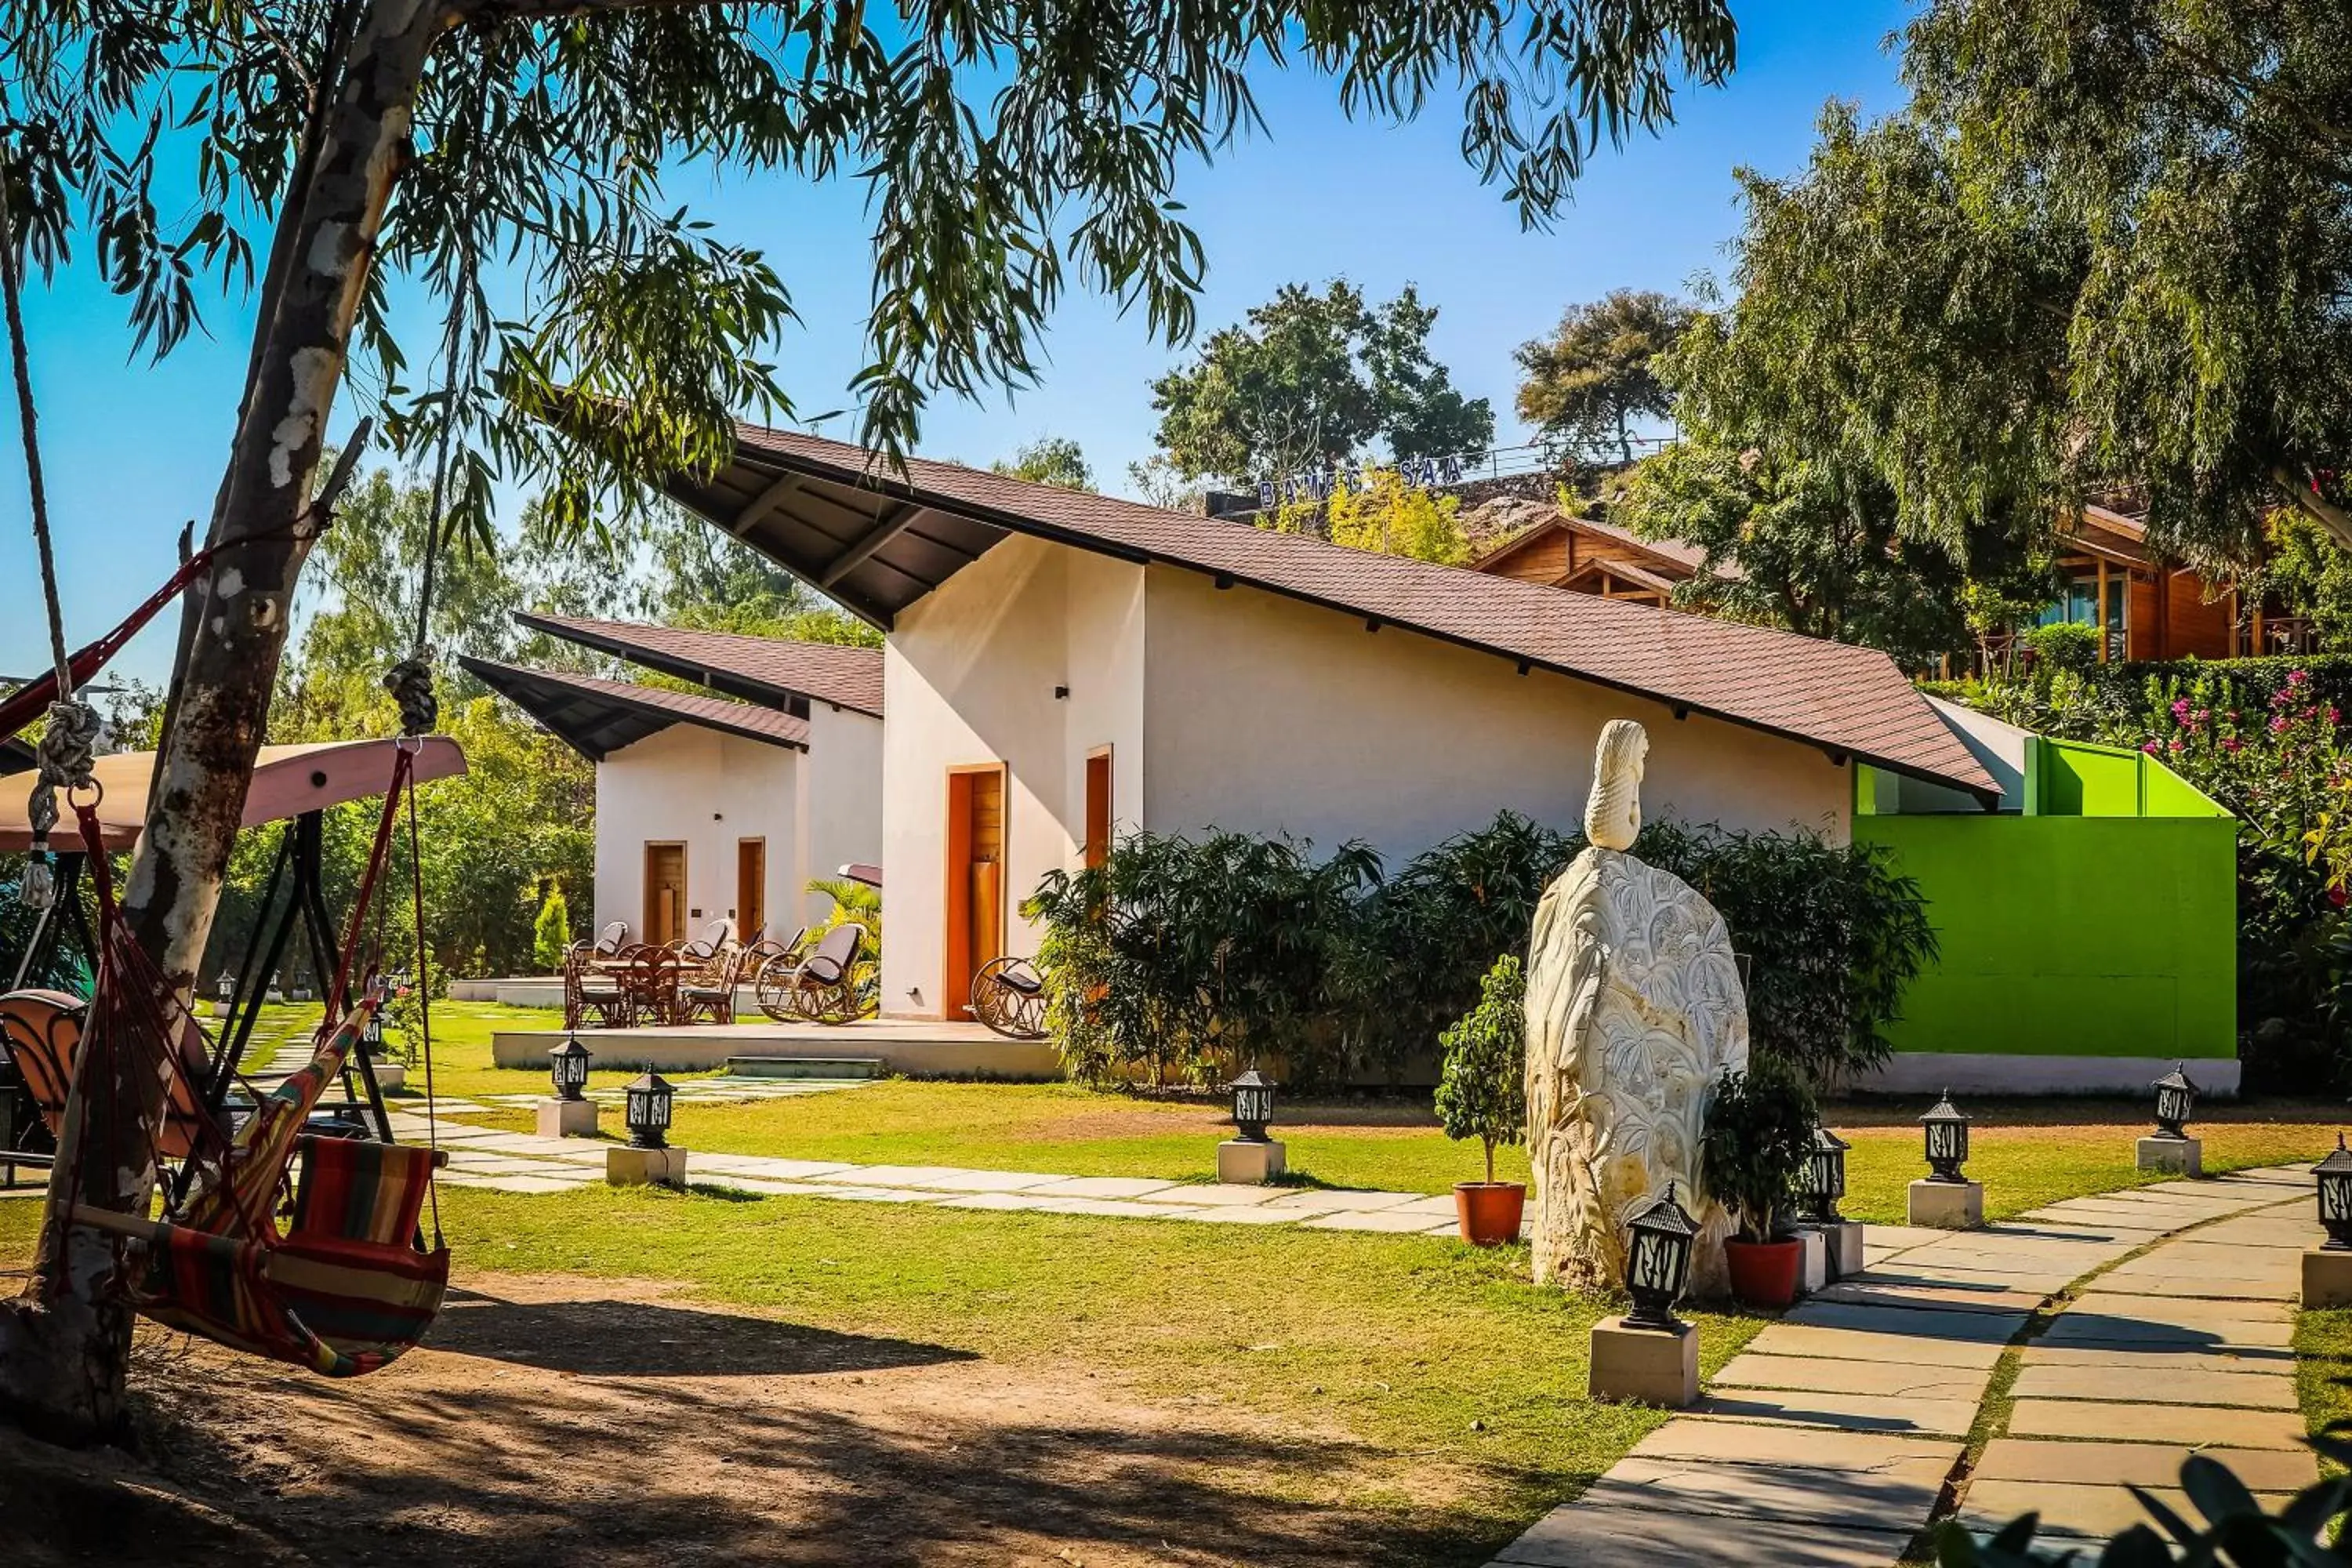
[
  {"xmin": 1700, "ymin": 1058, "xmax": 1818, "ymax": 1308},
  {"xmin": 1435, "ymin": 954, "xmax": 1528, "ymax": 1246}
]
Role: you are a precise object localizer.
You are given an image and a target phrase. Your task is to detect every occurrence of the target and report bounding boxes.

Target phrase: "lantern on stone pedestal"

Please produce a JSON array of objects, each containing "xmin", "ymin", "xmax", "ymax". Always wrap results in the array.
[
  {"xmin": 1921, "ymin": 1091, "xmax": 1971, "ymax": 1183},
  {"xmin": 550, "ymin": 1034, "xmax": 593, "ymax": 1102},
  {"xmin": 215, "ymin": 972, "xmax": 236, "ymax": 1009},
  {"xmin": 2150, "ymin": 1064, "xmax": 2198, "ymax": 1139},
  {"xmin": 1226, "ymin": 1068, "xmax": 1276, "ymax": 1142},
  {"xmin": 2318, "ymin": 1137, "xmax": 2352, "ymax": 1250},
  {"xmin": 1623, "ymin": 1182, "xmax": 1699, "ymax": 1334},
  {"xmin": 1800, "ymin": 1125, "xmax": 1850, "ymax": 1222},
  {"xmin": 624, "ymin": 1072, "xmax": 675, "ymax": 1149}
]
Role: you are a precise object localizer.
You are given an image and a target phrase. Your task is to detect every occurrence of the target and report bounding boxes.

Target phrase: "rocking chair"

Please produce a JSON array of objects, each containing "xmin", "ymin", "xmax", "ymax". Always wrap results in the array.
[
  {"xmin": 969, "ymin": 956, "xmax": 1049, "ymax": 1040},
  {"xmin": 763, "ymin": 924, "xmax": 867, "ymax": 1025}
]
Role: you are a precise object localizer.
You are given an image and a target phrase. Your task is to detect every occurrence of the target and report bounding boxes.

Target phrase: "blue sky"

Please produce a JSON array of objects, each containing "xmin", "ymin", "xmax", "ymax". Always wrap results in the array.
[{"xmin": 0, "ymin": 1, "xmax": 1912, "ymax": 686}]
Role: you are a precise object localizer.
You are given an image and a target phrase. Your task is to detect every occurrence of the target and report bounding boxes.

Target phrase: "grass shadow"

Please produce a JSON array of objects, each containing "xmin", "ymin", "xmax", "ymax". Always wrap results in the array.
[{"xmin": 427, "ymin": 1292, "xmax": 978, "ymax": 1378}]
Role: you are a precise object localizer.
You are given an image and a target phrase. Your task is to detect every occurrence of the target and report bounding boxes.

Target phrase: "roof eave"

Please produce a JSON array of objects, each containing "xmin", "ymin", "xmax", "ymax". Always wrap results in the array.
[{"xmin": 462, "ymin": 656, "xmax": 810, "ymax": 759}]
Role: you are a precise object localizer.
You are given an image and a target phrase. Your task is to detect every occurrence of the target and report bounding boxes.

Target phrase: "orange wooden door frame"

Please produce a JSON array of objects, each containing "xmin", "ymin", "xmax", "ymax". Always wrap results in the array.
[
  {"xmin": 644, "ymin": 841, "xmax": 687, "ymax": 947},
  {"xmin": 737, "ymin": 837, "xmax": 768, "ymax": 943},
  {"xmin": 943, "ymin": 763, "xmax": 1007, "ymax": 1020},
  {"xmin": 1083, "ymin": 747, "xmax": 1112, "ymax": 869}
]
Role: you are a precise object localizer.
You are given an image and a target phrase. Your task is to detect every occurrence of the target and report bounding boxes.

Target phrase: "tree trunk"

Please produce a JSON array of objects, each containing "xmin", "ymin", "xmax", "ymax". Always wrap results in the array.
[{"xmin": 0, "ymin": 0, "xmax": 448, "ymax": 1443}]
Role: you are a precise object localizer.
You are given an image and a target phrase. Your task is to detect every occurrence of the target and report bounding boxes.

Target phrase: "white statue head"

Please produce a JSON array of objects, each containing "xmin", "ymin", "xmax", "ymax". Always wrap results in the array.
[{"xmin": 1584, "ymin": 719, "xmax": 1649, "ymax": 851}]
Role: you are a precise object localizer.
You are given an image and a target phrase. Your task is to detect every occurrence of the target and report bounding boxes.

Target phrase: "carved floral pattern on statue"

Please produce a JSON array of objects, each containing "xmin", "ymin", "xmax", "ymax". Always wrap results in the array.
[{"xmin": 1523, "ymin": 719, "xmax": 1750, "ymax": 1296}]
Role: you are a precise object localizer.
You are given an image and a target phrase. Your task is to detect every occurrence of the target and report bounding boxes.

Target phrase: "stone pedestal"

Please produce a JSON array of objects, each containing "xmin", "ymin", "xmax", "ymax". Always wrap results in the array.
[
  {"xmin": 369, "ymin": 1061, "xmax": 406, "ymax": 1091},
  {"xmin": 538, "ymin": 1097, "xmax": 600, "ymax": 1138},
  {"xmin": 1798, "ymin": 1219, "xmax": 1865, "ymax": 1280},
  {"xmin": 607, "ymin": 1144, "xmax": 688, "ymax": 1188},
  {"xmin": 2303, "ymin": 1248, "xmax": 2352, "ymax": 1308},
  {"xmin": 2137, "ymin": 1135, "xmax": 2202, "ymax": 1177},
  {"xmin": 1908, "ymin": 1178, "xmax": 1984, "ymax": 1230},
  {"xmin": 1791, "ymin": 1227, "xmax": 1828, "ymax": 1295},
  {"xmin": 1217, "ymin": 1138, "xmax": 1286, "ymax": 1185},
  {"xmin": 1588, "ymin": 1316, "xmax": 1699, "ymax": 1407}
]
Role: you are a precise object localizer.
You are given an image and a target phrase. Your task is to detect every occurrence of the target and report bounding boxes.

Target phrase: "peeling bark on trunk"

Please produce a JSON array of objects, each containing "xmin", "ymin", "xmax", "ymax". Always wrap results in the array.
[{"xmin": 0, "ymin": 0, "xmax": 448, "ymax": 1443}]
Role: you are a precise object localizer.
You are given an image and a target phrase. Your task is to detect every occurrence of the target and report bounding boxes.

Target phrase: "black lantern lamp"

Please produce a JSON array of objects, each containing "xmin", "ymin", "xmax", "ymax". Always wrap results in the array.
[
  {"xmin": 1227, "ymin": 1067, "xmax": 1276, "ymax": 1143},
  {"xmin": 1800, "ymin": 1125, "xmax": 1850, "ymax": 1222},
  {"xmin": 1921, "ymin": 1091, "xmax": 1972, "ymax": 1183},
  {"xmin": 2150, "ymin": 1064, "xmax": 2198, "ymax": 1139},
  {"xmin": 549, "ymin": 1033, "xmax": 593, "ymax": 1102},
  {"xmin": 215, "ymin": 971, "xmax": 236, "ymax": 1008},
  {"xmin": 1623, "ymin": 1182, "xmax": 1700, "ymax": 1334},
  {"xmin": 2318, "ymin": 1136, "xmax": 2352, "ymax": 1250},
  {"xmin": 623, "ymin": 1071, "xmax": 675, "ymax": 1149},
  {"xmin": 362, "ymin": 1006, "xmax": 387, "ymax": 1057}
]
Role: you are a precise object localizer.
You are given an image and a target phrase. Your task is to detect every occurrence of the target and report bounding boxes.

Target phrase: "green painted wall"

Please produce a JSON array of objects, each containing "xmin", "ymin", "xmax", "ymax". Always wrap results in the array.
[
  {"xmin": 2028, "ymin": 737, "xmax": 2233, "ymax": 818},
  {"xmin": 1853, "ymin": 812, "xmax": 2238, "ymax": 1059}
]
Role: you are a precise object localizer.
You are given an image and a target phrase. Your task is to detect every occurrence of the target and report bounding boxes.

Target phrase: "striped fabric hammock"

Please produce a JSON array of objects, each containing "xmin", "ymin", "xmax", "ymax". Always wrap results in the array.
[{"xmin": 56, "ymin": 743, "xmax": 448, "ymax": 1378}]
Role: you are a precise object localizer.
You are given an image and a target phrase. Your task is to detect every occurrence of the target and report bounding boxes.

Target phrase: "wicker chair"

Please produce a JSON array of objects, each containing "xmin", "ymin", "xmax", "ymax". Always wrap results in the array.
[
  {"xmin": 564, "ymin": 942, "xmax": 633, "ymax": 1029},
  {"xmin": 590, "ymin": 921, "xmax": 630, "ymax": 959},
  {"xmin": 676, "ymin": 942, "xmax": 745, "ymax": 1025},
  {"xmin": 677, "ymin": 918, "xmax": 737, "ymax": 963},
  {"xmin": 969, "ymin": 956, "xmax": 1049, "ymax": 1040},
  {"xmin": 747, "ymin": 928, "xmax": 812, "ymax": 1021},
  {"xmin": 764, "ymin": 924, "xmax": 867, "ymax": 1025},
  {"xmin": 620, "ymin": 946, "xmax": 684, "ymax": 1027}
]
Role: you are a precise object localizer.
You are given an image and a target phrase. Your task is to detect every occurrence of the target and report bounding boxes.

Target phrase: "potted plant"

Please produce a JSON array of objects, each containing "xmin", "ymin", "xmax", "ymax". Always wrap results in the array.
[
  {"xmin": 1700, "ymin": 1058, "xmax": 1818, "ymax": 1308},
  {"xmin": 1435, "ymin": 954, "xmax": 1528, "ymax": 1246}
]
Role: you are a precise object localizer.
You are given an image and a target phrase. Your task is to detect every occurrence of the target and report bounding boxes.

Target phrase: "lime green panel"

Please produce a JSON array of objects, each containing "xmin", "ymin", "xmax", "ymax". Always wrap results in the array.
[{"xmin": 1853, "ymin": 815, "xmax": 2237, "ymax": 1060}]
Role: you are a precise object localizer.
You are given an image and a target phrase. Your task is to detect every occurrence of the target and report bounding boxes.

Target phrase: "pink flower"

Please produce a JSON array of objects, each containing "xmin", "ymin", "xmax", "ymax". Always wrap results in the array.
[
  {"xmin": 2167, "ymin": 737, "xmax": 2184, "ymax": 753},
  {"xmin": 2221, "ymin": 736, "xmax": 2241, "ymax": 752},
  {"xmin": 2141, "ymin": 741, "xmax": 2161, "ymax": 755},
  {"xmin": 2172, "ymin": 698, "xmax": 2193, "ymax": 720},
  {"xmin": 2331, "ymin": 709, "xmax": 2343, "ymax": 725},
  {"xmin": 2291, "ymin": 669, "xmax": 2312, "ymax": 685},
  {"xmin": 2272, "ymin": 713, "xmax": 2292, "ymax": 734}
]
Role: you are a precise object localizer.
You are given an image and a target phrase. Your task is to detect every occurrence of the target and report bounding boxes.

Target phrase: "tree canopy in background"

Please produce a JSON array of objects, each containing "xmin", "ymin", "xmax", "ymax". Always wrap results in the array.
[
  {"xmin": 1513, "ymin": 289, "xmax": 1691, "ymax": 463},
  {"xmin": 992, "ymin": 437, "xmax": 1095, "ymax": 492},
  {"xmin": 1149, "ymin": 281, "xmax": 1494, "ymax": 486}
]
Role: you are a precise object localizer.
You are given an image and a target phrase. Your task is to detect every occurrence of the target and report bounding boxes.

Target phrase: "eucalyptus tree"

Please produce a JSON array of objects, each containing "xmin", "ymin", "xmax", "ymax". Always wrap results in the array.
[
  {"xmin": 1513, "ymin": 288, "xmax": 1692, "ymax": 464},
  {"xmin": 0, "ymin": 0, "xmax": 1740, "ymax": 1439}
]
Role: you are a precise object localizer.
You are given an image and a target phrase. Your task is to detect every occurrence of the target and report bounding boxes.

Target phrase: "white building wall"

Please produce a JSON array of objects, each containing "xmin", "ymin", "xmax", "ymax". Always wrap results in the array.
[
  {"xmin": 1139, "ymin": 567, "xmax": 1851, "ymax": 862},
  {"xmin": 804, "ymin": 703, "xmax": 887, "ymax": 926},
  {"xmin": 592, "ymin": 724, "xmax": 805, "ymax": 944},
  {"xmin": 880, "ymin": 534, "xmax": 1145, "ymax": 1016},
  {"xmin": 879, "ymin": 534, "xmax": 1854, "ymax": 1018}
]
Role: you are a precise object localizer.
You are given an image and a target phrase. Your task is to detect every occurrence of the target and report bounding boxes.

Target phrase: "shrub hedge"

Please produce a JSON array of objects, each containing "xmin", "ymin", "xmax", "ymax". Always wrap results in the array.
[{"xmin": 1025, "ymin": 809, "xmax": 1936, "ymax": 1091}]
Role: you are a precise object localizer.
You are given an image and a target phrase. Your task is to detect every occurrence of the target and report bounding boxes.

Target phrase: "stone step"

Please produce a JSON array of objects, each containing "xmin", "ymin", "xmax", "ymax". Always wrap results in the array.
[{"xmin": 724, "ymin": 1055, "xmax": 886, "ymax": 1080}]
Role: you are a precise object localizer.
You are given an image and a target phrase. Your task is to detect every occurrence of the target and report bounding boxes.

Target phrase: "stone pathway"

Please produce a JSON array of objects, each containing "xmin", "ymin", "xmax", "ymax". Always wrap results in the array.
[
  {"xmin": 1482, "ymin": 1167, "xmax": 2321, "ymax": 1566},
  {"xmin": 376, "ymin": 1105, "xmax": 1479, "ymax": 1234}
]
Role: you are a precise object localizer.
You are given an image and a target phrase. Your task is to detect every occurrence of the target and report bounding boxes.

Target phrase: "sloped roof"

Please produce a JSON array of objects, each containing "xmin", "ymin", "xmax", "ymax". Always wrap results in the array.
[
  {"xmin": 516, "ymin": 612, "xmax": 884, "ymax": 718},
  {"xmin": 558, "ymin": 411, "xmax": 1998, "ymax": 802},
  {"xmin": 463, "ymin": 658, "xmax": 809, "ymax": 761},
  {"xmin": 1470, "ymin": 512, "xmax": 1738, "ymax": 582}
]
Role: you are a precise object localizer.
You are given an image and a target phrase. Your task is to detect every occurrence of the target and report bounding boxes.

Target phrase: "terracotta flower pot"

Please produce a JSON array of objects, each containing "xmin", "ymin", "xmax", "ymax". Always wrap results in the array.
[
  {"xmin": 1723, "ymin": 1236, "xmax": 1806, "ymax": 1308},
  {"xmin": 1454, "ymin": 1181, "xmax": 1526, "ymax": 1246}
]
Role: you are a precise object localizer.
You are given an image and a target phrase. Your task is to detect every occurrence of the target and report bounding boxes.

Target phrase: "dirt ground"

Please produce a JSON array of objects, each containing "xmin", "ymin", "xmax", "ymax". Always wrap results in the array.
[{"xmin": 0, "ymin": 1272, "xmax": 1497, "ymax": 1568}]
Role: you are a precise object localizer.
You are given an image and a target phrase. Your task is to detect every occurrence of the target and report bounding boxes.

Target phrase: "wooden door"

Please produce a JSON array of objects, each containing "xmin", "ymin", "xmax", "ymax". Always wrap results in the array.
[
  {"xmin": 1083, "ymin": 749, "xmax": 1112, "ymax": 869},
  {"xmin": 644, "ymin": 843, "xmax": 686, "ymax": 947},
  {"xmin": 737, "ymin": 838, "xmax": 767, "ymax": 942},
  {"xmin": 944, "ymin": 765, "xmax": 1007, "ymax": 1019}
]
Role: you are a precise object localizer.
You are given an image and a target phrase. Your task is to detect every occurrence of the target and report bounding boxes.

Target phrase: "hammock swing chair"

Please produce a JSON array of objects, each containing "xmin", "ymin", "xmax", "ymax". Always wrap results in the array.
[{"xmin": 0, "ymin": 161, "xmax": 459, "ymax": 1378}]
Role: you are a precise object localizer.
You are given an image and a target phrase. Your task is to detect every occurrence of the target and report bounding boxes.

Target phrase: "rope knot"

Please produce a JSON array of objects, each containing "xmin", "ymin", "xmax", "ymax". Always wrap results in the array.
[
  {"xmin": 20, "ymin": 697, "xmax": 98, "ymax": 910},
  {"xmin": 384, "ymin": 654, "xmax": 438, "ymax": 738}
]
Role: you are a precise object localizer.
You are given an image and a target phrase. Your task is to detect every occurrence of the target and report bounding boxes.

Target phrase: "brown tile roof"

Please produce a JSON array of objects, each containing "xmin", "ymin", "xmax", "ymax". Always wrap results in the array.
[
  {"xmin": 719, "ymin": 421, "xmax": 1998, "ymax": 800},
  {"xmin": 516, "ymin": 613, "xmax": 884, "ymax": 717},
  {"xmin": 463, "ymin": 657, "xmax": 810, "ymax": 760}
]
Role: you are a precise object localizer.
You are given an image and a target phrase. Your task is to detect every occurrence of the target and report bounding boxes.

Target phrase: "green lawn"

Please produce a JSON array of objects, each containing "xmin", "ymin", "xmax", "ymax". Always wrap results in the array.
[{"xmin": 0, "ymin": 1184, "xmax": 1765, "ymax": 1560}]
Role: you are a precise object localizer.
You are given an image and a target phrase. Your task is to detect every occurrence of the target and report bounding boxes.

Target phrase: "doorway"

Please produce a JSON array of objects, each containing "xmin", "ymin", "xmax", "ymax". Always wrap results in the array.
[
  {"xmin": 737, "ymin": 838, "xmax": 768, "ymax": 943},
  {"xmin": 1083, "ymin": 748, "xmax": 1112, "ymax": 869},
  {"xmin": 643, "ymin": 843, "xmax": 687, "ymax": 947},
  {"xmin": 944, "ymin": 764, "xmax": 1007, "ymax": 1019}
]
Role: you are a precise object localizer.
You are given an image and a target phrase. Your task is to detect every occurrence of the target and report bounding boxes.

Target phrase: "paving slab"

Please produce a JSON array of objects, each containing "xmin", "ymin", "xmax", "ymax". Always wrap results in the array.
[
  {"xmin": 1025, "ymin": 1196, "xmax": 1188, "ymax": 1218},
  {"xmin": 1488, "ymin": 1502, "xmax": 1915, "ymax": 1566},
  {"xmin": 2038, "ymin": 1310, "xmax": 2293, "ymax": 1352},
  {"xmin": 989, "ymin": 1174, "xmax": 1179, "ymax": 1200},
  {"xmin": 1711, "ymin": 1353, "xmax": 1991, "ymax": 1402},
  {"xmin": 1128, "ymin": 1183, "xmax": 1292, "ymax": 1207},
  {"xmin": 2008, "ymin": 1362, "xmax": 2298, "ymax": 1410},
  {"xmin": 1182, "ymin": 1204, "xmax": 1318, "ymax": 1225},
  {"xmin": 1811, "ymin": 1279, "xmax": 2050, "ymax": 1315},
  {"xmin": 2068, "ymin": 1290, "xmax": 2294, "ymax": 1326},
  {"xmin": 469, "ymin": 1173, "xmax": 598, "ymax": 1193},
  {"xmin": 2006, "ymin": 1399, "xmax": 2309, "ymax": 1449},
  {"xmin": 1782, "ymin": 1301, "xmax": 2026, "ymax": 1345},
  {"xmin": 1860, "ymin": 1224, "xmax": 1949, "ymax": 1253},
  {"xmin": 1976, "ymin": 1438, "xmax": 2318, "ymax": 1492},
  {"xmin": 1256, "ymin": 1188, "xmax": 1421, "ymax": 1212},
  {"xmin": 2107, "ymin": 1241, "xmax": 2302, "ymax": 1278},
  {"xmin": 1960, "ymin": 1480, "xmax": 2298, "ymax": 1543},
  {"xmin": 684, "ymin": 1156, "xmax": 860, "ymax": 1180},
  {"xmin": 691, "ymin": 1175, "xmax": 828, "ymax": 1197},
  {"xmin": 828, "ymin": 1163, "xmax": 1043, "ymax": 1189},
  {"xmin": 1629, "ymin": 1420, "xmax": 1962, "ymax": 1471},
  {"xmin": 1299, "ymin": 1207, "xmax": 1455, "ymax": 1234},
  {"xmin": 928, "ymin": 1192, "xmax": 1066, "ymax": 1213},
  {"xmin": 1580, "ymin": 1453, "xmax": 1951, "ymax": 1530},
  {"xmin": 797, "ymin": 1185, "xmax": 943, "ymax": 1204},
  {"xmin": 1690, "ymin": 1387, "xmax": 1980, "ymax": 1439},
  {"xmin": 2020, "ymin": 1342, "xmax": 2294, "ymax": 1374},
  {"xmin": 1741, "ymin": 1322, "xmax": 2006, "ymax": 1370},
  {"xmin": 2089, "ymin": 1271, "xmax": 2297, "ymax": 1303}
]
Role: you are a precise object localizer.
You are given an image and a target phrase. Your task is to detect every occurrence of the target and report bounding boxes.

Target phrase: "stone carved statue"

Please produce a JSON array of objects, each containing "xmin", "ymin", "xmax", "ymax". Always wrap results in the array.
[{"xmin": 1523, "ymin": 719, "xmax": 1750, "ymax": 1296}]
